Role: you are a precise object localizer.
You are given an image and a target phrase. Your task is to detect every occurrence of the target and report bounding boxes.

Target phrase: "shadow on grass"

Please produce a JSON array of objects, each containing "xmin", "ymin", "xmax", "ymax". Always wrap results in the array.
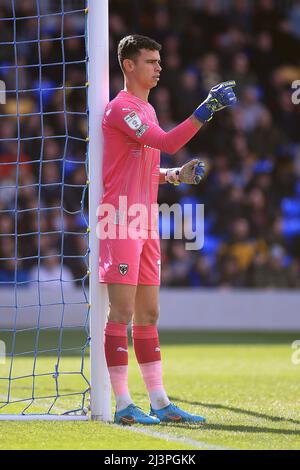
[
  {"xmin": 167, "ymin": 396, "xmax": 300, "ymax": 427},
  {"xmin": 135, "ymin": 392, "xmax": 300, "ymax": 428},
  {"xmin": 158, "ymin": 421, "xmax": 300, "ymax": 435}
]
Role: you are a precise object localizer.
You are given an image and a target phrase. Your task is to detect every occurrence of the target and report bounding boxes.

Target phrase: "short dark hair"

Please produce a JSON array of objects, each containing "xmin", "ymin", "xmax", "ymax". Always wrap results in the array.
[{"xmin": 118, "ymin": 34, "xmax": 162, "ymax": 71}]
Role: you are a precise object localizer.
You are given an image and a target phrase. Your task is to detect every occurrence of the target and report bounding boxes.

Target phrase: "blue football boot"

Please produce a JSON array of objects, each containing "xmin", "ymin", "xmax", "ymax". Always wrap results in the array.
[
  {"xmin": 150, "ymin": 403, "xmax": 206, "ymax": 424},
  {"xmin": 114, "ymin": 404, "xmax": 160, "ymax": 425}
]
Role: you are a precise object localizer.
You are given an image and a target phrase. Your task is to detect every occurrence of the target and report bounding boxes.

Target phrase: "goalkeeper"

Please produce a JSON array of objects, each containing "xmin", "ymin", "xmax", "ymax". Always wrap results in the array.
[{"xmin": 100, "ymin": 34, "xmax": 237, "ymax": 425}]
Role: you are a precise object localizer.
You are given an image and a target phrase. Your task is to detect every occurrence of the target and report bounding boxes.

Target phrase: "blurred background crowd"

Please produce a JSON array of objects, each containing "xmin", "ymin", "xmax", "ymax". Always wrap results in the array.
[{"xmin": 1, "ymin": 0, "xmax": 300, "ymax": 289}]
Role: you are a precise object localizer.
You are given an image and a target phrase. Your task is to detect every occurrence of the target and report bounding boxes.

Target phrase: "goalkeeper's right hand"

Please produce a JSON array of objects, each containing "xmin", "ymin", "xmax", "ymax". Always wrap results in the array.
[
  {"xmin": 194, "ymin": 81, "xmax": 237, "ymax": 123},
  {"xmin": 165, "ymin": 159, "xmax": 205, "ymax": 185}
]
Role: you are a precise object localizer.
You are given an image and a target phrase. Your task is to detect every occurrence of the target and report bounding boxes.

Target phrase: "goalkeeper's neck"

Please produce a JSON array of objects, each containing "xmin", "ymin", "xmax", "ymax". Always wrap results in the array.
[{"xmin": 123, "ymin": 79, "xmax": 151, "ymax": 103}]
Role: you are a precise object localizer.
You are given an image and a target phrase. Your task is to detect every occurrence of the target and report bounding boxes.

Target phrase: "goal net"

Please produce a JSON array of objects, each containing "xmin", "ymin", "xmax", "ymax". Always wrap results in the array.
[{"xmin": 0, "ymin": 0, "xmax": 109, "ymax": 420}]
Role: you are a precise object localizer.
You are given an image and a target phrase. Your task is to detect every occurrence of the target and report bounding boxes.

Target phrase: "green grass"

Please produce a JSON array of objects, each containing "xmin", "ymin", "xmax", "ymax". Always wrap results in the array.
[{"xmin": 0, "ymin": 331, "xmax": 300, "ymax": 450}]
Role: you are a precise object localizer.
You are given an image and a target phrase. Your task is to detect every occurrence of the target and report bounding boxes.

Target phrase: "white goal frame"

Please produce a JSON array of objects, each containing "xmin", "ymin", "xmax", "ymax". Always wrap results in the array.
[
  {"xmin": 0, "ymin": 0, "xmax": 111, "ymax": 422},
  {"xmin": 88, "ymin": 0, "xmax": 111, "ymax": 422}
]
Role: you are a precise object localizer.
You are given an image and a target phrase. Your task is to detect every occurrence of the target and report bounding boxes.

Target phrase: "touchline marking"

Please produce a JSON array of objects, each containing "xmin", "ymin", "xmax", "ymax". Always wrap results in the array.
[{"xmin": 111, "ymin": 423, "xmax": 232, "ymax": 450}]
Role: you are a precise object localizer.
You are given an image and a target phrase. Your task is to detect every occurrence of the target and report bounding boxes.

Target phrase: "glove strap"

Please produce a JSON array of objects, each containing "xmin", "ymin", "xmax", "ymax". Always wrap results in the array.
[{"xmin": 193, "ymin": 102, "xmax": 213, "ymax": 123}]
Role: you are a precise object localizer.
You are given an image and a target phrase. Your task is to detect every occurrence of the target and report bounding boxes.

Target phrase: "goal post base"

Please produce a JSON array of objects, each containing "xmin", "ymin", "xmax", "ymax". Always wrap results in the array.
[{"xmin": 91, "ymin": 414, "xmax": 112, "ymax": 422}]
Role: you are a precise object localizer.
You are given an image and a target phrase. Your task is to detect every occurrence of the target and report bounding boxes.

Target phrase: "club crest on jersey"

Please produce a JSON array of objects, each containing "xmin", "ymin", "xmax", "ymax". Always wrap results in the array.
[
  {"xmin": 124, "ymin": 111, "xmax": 142, "ymax": 130},
  {"xmin": 119, "ymin": 263, "xmax": 129, "ymax": 276}
]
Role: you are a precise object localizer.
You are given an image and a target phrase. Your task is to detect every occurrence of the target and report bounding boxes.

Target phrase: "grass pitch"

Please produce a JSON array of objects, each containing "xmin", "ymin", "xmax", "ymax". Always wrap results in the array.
[{"xmin": 0, "ymin": 331, "xmax": 300, "ymax": 450}]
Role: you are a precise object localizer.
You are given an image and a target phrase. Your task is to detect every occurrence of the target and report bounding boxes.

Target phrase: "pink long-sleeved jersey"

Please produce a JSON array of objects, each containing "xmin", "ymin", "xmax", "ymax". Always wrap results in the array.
[{"xmin": 101, "ymin": 90, "xmax": 198, "ymax": 230}]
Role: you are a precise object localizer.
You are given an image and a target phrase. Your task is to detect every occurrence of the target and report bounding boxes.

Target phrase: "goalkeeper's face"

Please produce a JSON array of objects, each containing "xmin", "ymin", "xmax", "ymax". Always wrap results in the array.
[{"xmin": 127, "ymin": 49, "xmax": 162, "ymax": 90}]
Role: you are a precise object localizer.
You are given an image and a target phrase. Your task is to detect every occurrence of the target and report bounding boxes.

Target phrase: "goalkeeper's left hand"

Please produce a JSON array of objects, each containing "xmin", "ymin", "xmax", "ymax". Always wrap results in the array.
[
  {"xmin": 194, "ymin": 80, "xmax": 237, "ymax": 123},
  {"xmin": 165, "ymin": 159, "xmax": 205, "ymax": 185}
]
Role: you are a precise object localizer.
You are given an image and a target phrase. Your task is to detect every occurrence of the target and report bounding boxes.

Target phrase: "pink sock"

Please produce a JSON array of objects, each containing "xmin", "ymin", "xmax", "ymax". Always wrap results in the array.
[
  {"xmin": 132, "ymin": 324, "xmax": 170, "ymax": 410},
  {"xmin": 104, "ymin": 321, "xmax": 133, "ymax": 411}
]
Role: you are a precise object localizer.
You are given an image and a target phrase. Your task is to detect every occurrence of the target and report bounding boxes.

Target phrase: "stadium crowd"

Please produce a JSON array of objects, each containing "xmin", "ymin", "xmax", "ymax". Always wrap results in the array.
[{"xmin": 1, "ymin": 0, "xmax": 300, "ymax": 288}]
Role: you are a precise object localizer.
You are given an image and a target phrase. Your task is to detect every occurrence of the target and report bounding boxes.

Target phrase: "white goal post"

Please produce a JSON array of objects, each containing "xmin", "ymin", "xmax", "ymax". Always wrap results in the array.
[
  {"xmin": 88, "ymin": 0, "xmax": 111, "ymax": 422},
  {"xmin": 0, "ymin": 0, "xmax": 111, "ymax": 421}
]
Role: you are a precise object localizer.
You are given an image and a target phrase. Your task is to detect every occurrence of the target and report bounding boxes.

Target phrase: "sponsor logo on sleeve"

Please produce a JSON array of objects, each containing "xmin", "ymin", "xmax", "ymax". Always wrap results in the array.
[
  {"xmin": 124, "ymin": 111, "xmax": 142, "ymax": 130},
  {"xmin": 136, "ymin": 124, "xmax": 149, "ymax": 138}
]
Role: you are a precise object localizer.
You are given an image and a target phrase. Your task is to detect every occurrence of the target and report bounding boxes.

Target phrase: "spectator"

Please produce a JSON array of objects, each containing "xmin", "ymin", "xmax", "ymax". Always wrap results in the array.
[
  {"xmin": 168, "ymin": 240, "xmax": 193, "ymax": 287},
  {"xmin": 218, "ymin": 218, "xmax": 265, "ymax": 272},
  {"xmin": 29, "ymin": 249, "xmax": 75, "ymax": 290},
  {"xmin": 189, "ymin": 255, "xmax": 217, "ymax": 287},
  {"xmin": 248, "ymin": 244, "xmax": 297, "ymax": 288}
]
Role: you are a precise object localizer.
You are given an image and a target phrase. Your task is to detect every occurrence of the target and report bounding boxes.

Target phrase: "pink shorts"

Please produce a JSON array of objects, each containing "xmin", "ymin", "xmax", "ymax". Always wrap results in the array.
[{"xmin": 99, "ymin": 225, "xmax": 161, "ymax": 286}]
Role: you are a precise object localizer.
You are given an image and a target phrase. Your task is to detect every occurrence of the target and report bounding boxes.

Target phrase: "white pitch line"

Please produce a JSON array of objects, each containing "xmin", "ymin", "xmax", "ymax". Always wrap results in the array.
[
  {"xmin": 111, "ymin": 423, "xmax": 232, "ymax": 451},
  {"xmin": 0, "ymin": 395, "xmax": 231, "ymax": 450}
]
